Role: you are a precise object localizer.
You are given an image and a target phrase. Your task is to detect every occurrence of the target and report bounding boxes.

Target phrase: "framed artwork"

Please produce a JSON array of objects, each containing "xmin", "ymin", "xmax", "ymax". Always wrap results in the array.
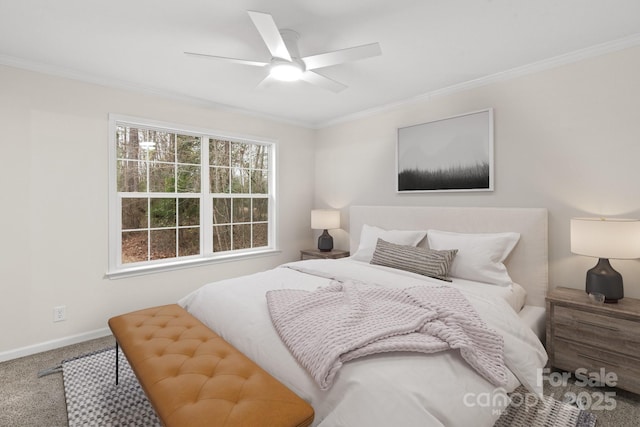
[{"xmin": 397, "ymin": 108, "xmax": 493, "ymax": 193}]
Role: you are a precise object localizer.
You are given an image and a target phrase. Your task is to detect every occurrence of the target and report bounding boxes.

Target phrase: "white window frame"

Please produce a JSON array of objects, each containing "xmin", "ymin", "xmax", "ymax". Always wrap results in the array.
[{"xmin": 107, "ymin": 114, "xmax": 278, "ymax": 278}]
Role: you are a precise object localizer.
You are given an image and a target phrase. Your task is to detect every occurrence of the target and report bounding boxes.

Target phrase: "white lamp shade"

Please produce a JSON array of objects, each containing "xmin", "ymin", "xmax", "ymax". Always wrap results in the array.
[
  {"xmin": 311, "ymin": 209, "xmax": 340, "ymax": 230},
  {"xmin": 570, "ymin": 217, "xmax": 640, "ymax": 259}
]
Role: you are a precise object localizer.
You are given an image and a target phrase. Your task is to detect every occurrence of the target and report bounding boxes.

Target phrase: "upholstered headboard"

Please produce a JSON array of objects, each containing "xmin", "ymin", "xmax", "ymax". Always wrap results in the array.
[{"xmin": 349, "ymin": 206, "xmax": 549, "ymax": 307}]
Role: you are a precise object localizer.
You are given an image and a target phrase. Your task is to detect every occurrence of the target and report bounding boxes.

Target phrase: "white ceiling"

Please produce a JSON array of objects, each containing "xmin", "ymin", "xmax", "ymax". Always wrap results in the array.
[{"xmin": 1, "ymin": 0, "xmax": 640, "ymax": 127}]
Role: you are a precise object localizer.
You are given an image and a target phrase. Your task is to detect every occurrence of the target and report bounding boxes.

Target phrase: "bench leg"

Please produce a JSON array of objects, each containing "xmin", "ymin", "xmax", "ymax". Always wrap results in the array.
[{"xmin": 115, "ymin": 342, "xmax": 119, "ymax": 385}]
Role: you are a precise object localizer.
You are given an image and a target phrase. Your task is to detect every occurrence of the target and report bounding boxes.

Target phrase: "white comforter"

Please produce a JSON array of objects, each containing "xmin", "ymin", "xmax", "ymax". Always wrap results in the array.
[{"xmin": 179, "ymin": 259, "xmax": 547, "ymax": 427}]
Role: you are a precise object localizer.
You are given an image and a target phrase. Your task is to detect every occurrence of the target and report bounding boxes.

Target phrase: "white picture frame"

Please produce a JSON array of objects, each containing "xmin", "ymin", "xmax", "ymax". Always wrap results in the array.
[{"xmin": 396, "ymin": 108, "xmax": 494, "ymax": 193}]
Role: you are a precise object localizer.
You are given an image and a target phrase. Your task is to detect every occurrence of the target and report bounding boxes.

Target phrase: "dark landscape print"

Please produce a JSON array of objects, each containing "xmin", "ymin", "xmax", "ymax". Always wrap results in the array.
[
  {"xmin": 398, "ymin": 162, "xmax": 490, "ymax": 191},
  {"xmin": 397, "ymin": 109, "xmax": 492, "ymax": 192}
]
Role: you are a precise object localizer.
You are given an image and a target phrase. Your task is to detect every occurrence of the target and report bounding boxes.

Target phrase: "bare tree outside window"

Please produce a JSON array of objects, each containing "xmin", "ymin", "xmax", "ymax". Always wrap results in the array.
[
  {"xmin": 210, "ymin": 139, "xmax": 269, "ymax": 254},
  {"xmin": 113, "ymin": 121, "xmax": 272, "ymax": 270}
]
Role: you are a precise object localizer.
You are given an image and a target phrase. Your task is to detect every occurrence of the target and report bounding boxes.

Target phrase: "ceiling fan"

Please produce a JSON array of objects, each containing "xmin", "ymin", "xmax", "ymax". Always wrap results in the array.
[{"xmin": 185, "ymin": 10, "xmax": 382, "ymax": 93}]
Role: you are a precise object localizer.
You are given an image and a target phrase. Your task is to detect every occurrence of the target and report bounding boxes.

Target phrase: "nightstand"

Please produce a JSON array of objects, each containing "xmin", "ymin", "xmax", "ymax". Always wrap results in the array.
[
  {"xmin": 300, "ymin": 249, "xmax": 350, "ymax": 260},
  {"xmin": 546, "ymin": 287, "xmax": 640, "ymax": 394}
]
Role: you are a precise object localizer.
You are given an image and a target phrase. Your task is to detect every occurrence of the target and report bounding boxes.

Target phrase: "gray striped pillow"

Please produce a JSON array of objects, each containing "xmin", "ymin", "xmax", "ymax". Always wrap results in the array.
[{"xmin": 370, "ymin": 238, "xmax": 457, "ymax": 282}]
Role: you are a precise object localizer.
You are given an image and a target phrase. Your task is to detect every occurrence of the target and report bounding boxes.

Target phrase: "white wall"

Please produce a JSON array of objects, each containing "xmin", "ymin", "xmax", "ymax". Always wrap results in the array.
[
  {"xmin": 315, "ymin": 46, "xmax": 640, "ymax": 297},
  {"xmin": 4, "ymin": 44, "xmax": 640, "ymax": 359},
  {"xmin": 0, "ymin": 65, "xmax": 316, "ymax": 358}
]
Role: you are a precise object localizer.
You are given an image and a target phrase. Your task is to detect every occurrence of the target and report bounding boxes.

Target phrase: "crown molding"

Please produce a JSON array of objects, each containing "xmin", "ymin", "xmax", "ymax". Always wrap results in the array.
[
  {"xmin": 0, "ymin": 54, "xmax": 310, "ymax": 129},
  {"xmin": 3, "ymin": 32, "xmax": 640, "ymax": 131},
  {"xmin": 316, "ymin": 33, "xmax": 640, "ymax": 129}
]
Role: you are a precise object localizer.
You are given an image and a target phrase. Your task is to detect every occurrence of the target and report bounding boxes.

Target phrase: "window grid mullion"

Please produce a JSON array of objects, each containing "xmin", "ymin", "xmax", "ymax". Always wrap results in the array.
[
  {"xmin": 147, "ymin": 197, "xmax": 151, "ymax": 262},
  {"xmin": 202, "ymin": 136, "xmax": 211, "ymax": 255},
  {"xmin": 173, "ymin": 134, "xmax": 179, "ymax": 258},
  {"xmin": 111, "ymin": 118, "xmax": 274, "ymax": 273},
  {"xmin": 175, "ymin": 198, "xmax": 179, "ymax": 258},
  {"xmin": 230, "ymin": 198, "xmax": 234, "ymax": 251}
]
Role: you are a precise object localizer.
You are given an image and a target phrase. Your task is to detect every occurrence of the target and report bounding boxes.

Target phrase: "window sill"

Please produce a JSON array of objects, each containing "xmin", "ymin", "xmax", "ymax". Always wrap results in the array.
[{"xmin": 105, "ymin": 248, "xmax": 281, "ymax": 280}]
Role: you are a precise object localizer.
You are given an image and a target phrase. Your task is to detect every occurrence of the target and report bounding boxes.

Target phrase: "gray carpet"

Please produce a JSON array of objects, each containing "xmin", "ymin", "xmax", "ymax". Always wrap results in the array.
[
  {"xmin": 1, "ymin": 335, "xmax": 640, "ymax": 426},
  {"xmin": 0, "ymin": 335, "xmax": 114, "ymax": 427},
  {"xmin": 543, "ymin": 376, "xmax": 640, "ymax": 427}
]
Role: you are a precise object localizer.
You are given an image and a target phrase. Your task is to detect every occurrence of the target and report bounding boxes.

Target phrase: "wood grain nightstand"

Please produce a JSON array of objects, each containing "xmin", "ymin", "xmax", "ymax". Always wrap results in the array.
[
  {"xmin": 546, "ymin": 287, "xmax": 640, "ymax": 394},
  {"xmin": 299, "ymin": 249, "xmax": 350, "ymax": 260}
]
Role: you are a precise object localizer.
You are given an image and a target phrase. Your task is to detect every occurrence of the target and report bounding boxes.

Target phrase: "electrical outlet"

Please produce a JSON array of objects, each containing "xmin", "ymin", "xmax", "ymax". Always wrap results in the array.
[{"xmin": 53, "ymin": 305, "xmax": 66, "ymax": 322}]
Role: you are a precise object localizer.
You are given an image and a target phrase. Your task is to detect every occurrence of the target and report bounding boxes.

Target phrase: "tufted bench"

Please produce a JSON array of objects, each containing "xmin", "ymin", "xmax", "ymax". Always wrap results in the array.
[{"xmin": 108, "ymin": 304, "xmax": 314, "ymax": 427}]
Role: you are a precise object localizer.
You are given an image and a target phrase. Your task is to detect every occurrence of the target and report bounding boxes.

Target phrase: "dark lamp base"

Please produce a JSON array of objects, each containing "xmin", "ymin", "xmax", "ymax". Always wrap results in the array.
[
  {"xmin": 317, "ymin": 229, "xmax": 334, "ymax": 252},
  {"xmin": 585, "ymin": 258, "xmax": 623, "ymax": 303}
]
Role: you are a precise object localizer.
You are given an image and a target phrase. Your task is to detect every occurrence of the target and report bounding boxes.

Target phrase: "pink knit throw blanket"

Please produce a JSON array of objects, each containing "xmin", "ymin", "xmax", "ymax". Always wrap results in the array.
[{"xmin": 266, "ymin": 281, "xmax": 507, "ymax": 390}]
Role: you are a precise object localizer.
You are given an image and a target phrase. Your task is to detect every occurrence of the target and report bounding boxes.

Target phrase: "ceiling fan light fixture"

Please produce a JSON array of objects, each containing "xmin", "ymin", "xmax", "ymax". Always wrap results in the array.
[
  {"xmin": 270, "ymin": 61, "xmax": 303, "ymax": 81},
  {"xmin": 186, "ymin": 11, "xmax": 381, "ymax": 92}
]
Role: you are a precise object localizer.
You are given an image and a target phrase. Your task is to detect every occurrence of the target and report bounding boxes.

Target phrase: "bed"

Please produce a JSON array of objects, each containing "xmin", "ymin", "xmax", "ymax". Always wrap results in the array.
[{"xmin": 179, "ymin": 206, "xmax": 549, "ymax": 427}]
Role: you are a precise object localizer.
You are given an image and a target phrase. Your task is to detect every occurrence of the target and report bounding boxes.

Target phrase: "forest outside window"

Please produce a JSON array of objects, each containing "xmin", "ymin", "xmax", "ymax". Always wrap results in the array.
[{"xmin": 108, "ymin": 115, "xmax": 276, "ymax": 276}]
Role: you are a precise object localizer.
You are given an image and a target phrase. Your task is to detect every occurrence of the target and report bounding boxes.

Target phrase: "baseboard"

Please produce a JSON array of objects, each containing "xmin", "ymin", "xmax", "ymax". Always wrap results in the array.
[{"xmin": 0, "ymin": 328, "xmax": 113, "ymax": 363}]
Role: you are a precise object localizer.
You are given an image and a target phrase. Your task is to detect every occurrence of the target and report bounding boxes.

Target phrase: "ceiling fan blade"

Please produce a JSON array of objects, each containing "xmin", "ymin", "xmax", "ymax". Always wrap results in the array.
[
  {"xmin": 256, "ymin": 75, "xmax": 276, "ymax": 89},
  {"xmin": 302, "ymin": 42, "xmax": 381, "ymax": 70},
  {"xmin": 247, "ymin": 11, "xmax": 292, "ymax": 61},
  {"xmin": 300, "ymin": 71, "xmax": 347, "ymax": 93},
  {"xmin": 184, "ymin": 51, "xmax": 268, "ymax": 67}
]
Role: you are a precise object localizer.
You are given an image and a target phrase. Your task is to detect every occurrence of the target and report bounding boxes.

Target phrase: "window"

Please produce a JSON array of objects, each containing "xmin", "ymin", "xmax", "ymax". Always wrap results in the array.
[{"xmin": 108, "ymin": 115, "xmax": 276, "ymax": 276}]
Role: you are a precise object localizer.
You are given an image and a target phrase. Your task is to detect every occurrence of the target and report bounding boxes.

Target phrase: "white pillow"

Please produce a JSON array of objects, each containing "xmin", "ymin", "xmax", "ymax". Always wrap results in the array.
[
  {"xmin": 427, "ymin": 229, "xmax": 520, "ymax": 286},
  {"xmin": 351, "ymin": 224, "xmax": 427, "ymax": 262}
]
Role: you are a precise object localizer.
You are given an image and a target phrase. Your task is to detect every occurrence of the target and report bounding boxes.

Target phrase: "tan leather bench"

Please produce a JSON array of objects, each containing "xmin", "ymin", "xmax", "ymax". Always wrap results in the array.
[{"xmin": 108, "ymin": 304, "xmax": 314, "ymax": 427}]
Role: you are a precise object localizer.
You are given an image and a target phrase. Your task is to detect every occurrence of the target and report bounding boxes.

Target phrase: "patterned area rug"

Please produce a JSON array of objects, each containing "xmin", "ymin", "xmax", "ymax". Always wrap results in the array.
[
  {"xmin": 494, "ymin": 386, "xmax": 597, "ymax": 427},
  {"xmin": 62, "ymin": 348, "xmax": 596, "ymax": 427},
  {"xmin": 62, "ymin": 347, "xmax": 160, "ymax": 427}
]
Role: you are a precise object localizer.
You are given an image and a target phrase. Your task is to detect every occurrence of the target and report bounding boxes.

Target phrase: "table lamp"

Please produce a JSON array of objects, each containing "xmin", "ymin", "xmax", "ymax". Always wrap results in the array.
[
  {"xmin": 570, "ymin": 217, "xmax": 640, "ymax": 303},
  {"xmin": 311, "ymin": 209, "xmax": 340, "ymax": 252}
]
